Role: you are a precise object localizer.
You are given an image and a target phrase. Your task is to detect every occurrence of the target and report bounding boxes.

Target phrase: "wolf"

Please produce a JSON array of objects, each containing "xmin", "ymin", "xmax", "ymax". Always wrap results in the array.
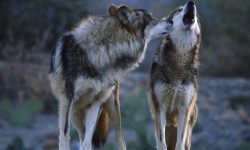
[
  {"xmin": 49, "ymin": 4, "xmax": 172, "ymax": 150},
  {"xmin": 147, "ymin": 1, "xmax": 201, "ymax": 150}
]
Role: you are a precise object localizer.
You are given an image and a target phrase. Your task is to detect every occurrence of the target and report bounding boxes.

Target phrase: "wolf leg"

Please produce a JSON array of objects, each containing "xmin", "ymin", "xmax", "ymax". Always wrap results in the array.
[
  {"xmin": 72, "ymin": 108, "xmax": 85, "ymax": 149},
  {"xmin": 185, "ymin": 104, "xmax": 198, "ymax": 150},
  {"xmin": 176, "ymin": 107, "xmax": 190, "ymax": 150},
  {"xmin": 185, "ymin": 122, "xmax": 192, "ymax": 150},
  {"xmin": 148, "ymin": 88, "xmax": 167, "ymax": 150},
  {"xmin": 176, "ymin": 103, "xmax": 192, "ymax": 150},
  {"xmin": 152, "ymin": 104, "xmax": 167, "ymax": 150},
  {"xmin": 58, "ymin": 96, "xmax": 73, "ymax": 150},
  {"xmin": 176, "ymin": 85, "xmax": 197, "ymax": 150},
  {"xmin": 158, "ymin": 105, "xmax": 167, "ymax": 150},
  {"xmin": 105, "ymin": 96, "xmax": 126, "ymax": 150},
  {"xmin": 81, "ymin": 101, "xmax": 102, "ymax": 150},
  {"xmin": 184, "ymin": 116, "xmax": 193, "ymax": 150}
]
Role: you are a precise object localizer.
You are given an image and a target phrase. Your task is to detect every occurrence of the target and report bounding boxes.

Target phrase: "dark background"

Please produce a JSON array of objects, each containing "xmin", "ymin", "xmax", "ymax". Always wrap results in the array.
[{"xmin": 1, "ymin": 0, "xmax": 249, "ymax": 76}]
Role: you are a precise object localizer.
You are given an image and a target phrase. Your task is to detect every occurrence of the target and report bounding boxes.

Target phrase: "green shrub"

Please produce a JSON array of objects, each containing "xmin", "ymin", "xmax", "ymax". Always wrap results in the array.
[
  {"xmin": 0, "ymin": 99, "xmax": 12, "ymax": 114},
  {"xmin": 6, "ymin": 136, "xmax": 26, "ymax": 150},
  {"xmin": 102, "ymin": 143, "xmax": 114, "ymax": 150},
  {"xmin": 28, "ymin": 99, "xmax": 43, "ymax": 113},
  {"xmin": 0, "ymin": 0, "xmax": 90, "ymax": 54},
  {"xmin": 0, "ymin": 99, "xmax": 43, "ymax": 127},
  {"xmin": 235, "ymin": 143, "xmax": 250, "ymax": 150},
  {"xmin": 121, "ymin": 87, "xmax": 156, "ymax": 150}
]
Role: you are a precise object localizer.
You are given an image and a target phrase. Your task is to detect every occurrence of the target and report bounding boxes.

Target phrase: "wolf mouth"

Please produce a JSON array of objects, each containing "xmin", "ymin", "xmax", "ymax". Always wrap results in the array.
[{"xmin": 183, "ymin": 1, "xmax": 195, "ymax": 25}]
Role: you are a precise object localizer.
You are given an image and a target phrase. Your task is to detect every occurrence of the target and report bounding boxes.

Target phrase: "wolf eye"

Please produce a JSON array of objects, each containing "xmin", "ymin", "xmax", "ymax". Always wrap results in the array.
[
  {"xmin": 175, "ymin": 6, "xmax": 183, "ymax": 13},
  {"xmin": 174, "ymin": 8, "xmax": 183, "ymax": 15},
  {"xmin": 177, "ymin": 8, "xmax": 183, "ymax": 12}
]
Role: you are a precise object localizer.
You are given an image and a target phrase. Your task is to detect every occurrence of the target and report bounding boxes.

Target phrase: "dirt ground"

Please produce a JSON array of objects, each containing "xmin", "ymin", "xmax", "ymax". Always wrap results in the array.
[{"xmin": 0, "ymin": 72, "xmax": 250, "ymax": 150}]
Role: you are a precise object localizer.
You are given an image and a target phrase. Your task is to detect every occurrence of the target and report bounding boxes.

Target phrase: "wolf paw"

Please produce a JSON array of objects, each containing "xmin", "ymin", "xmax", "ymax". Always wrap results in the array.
[{"xmin": 157, "ymin": 143, "xmax": 167, "ymax": 150}]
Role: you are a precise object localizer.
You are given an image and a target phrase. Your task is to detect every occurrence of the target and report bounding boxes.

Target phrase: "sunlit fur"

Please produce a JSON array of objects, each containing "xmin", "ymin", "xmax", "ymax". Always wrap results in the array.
[
  {"xmin": 49, "ymin": 4, "xmax": 172, "ymax": 150},
  {"xmin": 148, "ymin": 1, "xmax": 201, "ymax": 150}
]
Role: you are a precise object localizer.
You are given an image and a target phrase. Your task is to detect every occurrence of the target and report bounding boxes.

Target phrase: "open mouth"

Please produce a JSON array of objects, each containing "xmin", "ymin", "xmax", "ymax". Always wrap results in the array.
[
  {"xmin": 183, "ymin": 12, "xmax": 195, "ymax": 24},
  {"xmin": 183, "ymin": 1, "xmax": 196, "ymax": 25}
]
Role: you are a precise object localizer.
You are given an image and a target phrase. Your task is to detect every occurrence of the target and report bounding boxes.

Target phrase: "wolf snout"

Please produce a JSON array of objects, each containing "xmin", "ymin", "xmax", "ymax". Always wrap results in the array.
[
  {"xmin": 183, "ymin": 1, "xmax": 196, "ymax": 25},
  {"xmin": 186, "ymin": 1, "xmax": 196, "ymax": 14},
  {"xmin": 187, "ymin": 1, "xmax": 195, "ymax": 7},
  {"xmin": 160, "ymin": 20, "xmax": 173, "ymax": 35}
]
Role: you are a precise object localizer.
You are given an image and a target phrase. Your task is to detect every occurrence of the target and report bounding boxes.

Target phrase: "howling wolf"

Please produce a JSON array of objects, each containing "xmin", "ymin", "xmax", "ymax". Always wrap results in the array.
[
  {"xmin": 147, "ymin": 1, "xmax": 201, "ymax": 150},
  {"xmin": 49, "ymin": 4, "xmax": 172, "ymax": 150}
]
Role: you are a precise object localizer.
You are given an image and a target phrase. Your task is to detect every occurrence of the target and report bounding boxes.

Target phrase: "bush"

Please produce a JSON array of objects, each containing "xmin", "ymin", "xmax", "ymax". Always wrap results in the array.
[
  {"xmin": 6, "ymin": 136, "xmax": 26, "ymax": 150},
  {"xmin": 0, "ymin": 99, "xmax": 43, "ymax": 127},
  {"xmin": 0, "ymin": 0, "xmax": 89, "ymax": 57},
  {"xmin": 121, "ymin": 87, "xmax": 156, "ymax": 150}
]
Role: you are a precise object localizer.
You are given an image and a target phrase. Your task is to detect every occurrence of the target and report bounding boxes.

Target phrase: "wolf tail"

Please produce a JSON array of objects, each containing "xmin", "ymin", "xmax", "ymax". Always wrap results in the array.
[{"xmin": 92, "ymin": 109, "xmax": 110, "ymax": 148}]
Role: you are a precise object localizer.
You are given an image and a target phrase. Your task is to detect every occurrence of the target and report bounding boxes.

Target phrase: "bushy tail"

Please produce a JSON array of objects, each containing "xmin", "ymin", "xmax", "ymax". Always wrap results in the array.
[{"xmin": 92, "ymin": 109, "xmax": 109, "ymax": 148}]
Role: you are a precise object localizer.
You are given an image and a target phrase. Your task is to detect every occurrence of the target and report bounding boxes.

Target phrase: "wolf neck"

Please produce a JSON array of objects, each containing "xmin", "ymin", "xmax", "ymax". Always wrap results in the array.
[
  {"xmin": 169, "ymin": 27, "xmax": 199, "ymax": 53},
  {"xmin": 157, "ymin": 32, "xmax": 200, "ymax": 72},
  {"xmin": 71, "ymin": 16, "xmax": 147, "ymax": 77}
]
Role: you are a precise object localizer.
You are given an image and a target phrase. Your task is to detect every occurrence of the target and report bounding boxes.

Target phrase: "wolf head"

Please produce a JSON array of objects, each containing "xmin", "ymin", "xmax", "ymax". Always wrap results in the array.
[
  {"xmin": 166, "ymin": 1, "xmax": 200, "ymax": 32},
  {"xmin": 163, "ymin": 1, "xmax": 201, "ymax": 53},
  {"xmin": 108, "ymin": 4, "xmax": 172, "ymax": 40}
]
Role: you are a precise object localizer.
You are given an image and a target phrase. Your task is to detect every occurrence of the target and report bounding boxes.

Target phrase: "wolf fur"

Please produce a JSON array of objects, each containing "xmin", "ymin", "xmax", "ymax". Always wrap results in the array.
[
  {"xmin": 49, "ymin": 4, "xmax": 172, "ymax": 150},
  {"xmin": 147, "ymin": 1, "xmax": 201, "ymax": 150}
]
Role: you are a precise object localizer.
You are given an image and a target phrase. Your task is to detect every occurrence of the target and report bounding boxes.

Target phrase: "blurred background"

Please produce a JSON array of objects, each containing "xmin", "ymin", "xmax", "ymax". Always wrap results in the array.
[{"xmin": 0, "ymin": 0, "xmax": 249, "ymax": 150}]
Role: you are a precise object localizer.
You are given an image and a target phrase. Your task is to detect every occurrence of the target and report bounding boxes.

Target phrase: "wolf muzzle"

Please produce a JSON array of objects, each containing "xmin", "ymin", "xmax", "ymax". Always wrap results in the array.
[{"xmin": 183, "ymin": 1, "xmax": 196, "ymax": 25}]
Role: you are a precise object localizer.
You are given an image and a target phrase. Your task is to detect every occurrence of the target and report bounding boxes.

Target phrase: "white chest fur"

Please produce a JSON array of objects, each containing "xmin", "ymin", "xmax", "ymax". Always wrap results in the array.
[
  {"xmin": 154, "ymin": 82, "xmax": 195, "ymax": 112},
  {"xmin": 170, "ymin": 29, "xmax": 198, "ymax": 53}
]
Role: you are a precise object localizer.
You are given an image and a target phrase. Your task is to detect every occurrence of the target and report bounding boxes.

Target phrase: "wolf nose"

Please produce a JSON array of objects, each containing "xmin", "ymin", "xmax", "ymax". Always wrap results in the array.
[{"xmin": 187, "ymin": 1, "xmax": 195, "ymax": 6}]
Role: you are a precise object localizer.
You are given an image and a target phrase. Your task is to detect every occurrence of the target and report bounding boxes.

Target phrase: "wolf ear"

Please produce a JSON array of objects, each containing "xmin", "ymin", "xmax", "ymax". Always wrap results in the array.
[
  {"xmin": 117, "ymin": 6, "xmax": 132, "ymax": 24},
  {"xmin": 108, "ymin": 4, "xmax": 118, "ymax": 16}
]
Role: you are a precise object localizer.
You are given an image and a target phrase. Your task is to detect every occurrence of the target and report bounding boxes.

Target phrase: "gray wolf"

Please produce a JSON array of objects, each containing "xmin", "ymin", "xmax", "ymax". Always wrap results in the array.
[
  {"xmin": 147, "ymin": 1, "xmax": 201, "ymax": 150},
  {"xmin": 49, "ymin": 4, "xmax": 172, "ymax": 150}
]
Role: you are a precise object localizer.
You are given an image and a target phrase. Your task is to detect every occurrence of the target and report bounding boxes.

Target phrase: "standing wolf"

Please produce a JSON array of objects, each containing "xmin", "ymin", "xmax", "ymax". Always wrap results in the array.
[
  {"xmin": 147, "ymin": 1, "xmax": 201, "ymax": 150},
  {"xmin": 49, "ymin": 4, "xmax": 172, "ymax": 150}
]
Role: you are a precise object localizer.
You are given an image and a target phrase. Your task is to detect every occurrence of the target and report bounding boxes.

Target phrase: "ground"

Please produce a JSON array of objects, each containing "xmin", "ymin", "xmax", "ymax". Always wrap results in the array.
[{"xmin": 0, "ymin": 73, "xmax": 250, "ymax": 150}]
